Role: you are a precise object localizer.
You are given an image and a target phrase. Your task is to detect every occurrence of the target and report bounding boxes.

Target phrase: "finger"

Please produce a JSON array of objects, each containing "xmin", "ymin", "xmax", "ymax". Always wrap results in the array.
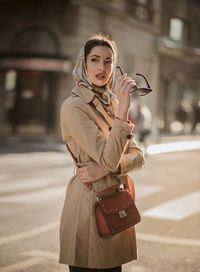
[
  {"xmin": 77, "ymin": 162, "xmax": 88, "ymax": 167},
  {"xmin": 123, "ymin": 77, "xmax": 135, "ymax": 85},
  {"xmin": 82, "ymin": 180, "xmax": 90, "ymax": 183},
  {"xmin": 82, "ymin": 179, "xmax": 94, "ymax": 183},
  {"xmin": 81, "ymin": 177, "xmax": 92, "ymax": 183},
  {"xmin": 77, "ymin": 166, "xmax": 88, "ymax": 172},
  {"xmin": 79, "ymin": 175, "xmax": 89, "ymax": 181},
  {"xmin": 118, "ymin": 75, "xmax": 135, "ymax": 90},
  {"xmin": 80, "ymin": 172, "xmax": 91, "ymax": 179},
  {"xmin": 125, "ymin": 80, "xmax": 136, "ymax": 90},
  {"xmin": 122, "ymin": 77, "xmax": 135, "ymax": 87},
  {"xmin": 116, "ymin": 73, "xmax": 127, "ymax": 85},
  {"xmin": 78, "ymin": 175, "xmax": 89, "ymax": 182},
  {"xmin": 126, "ymin": 82, "xmax": 136, "ymax": 92},
  {"xmin": 77, "ymin": 170, "xmax": 85, "ymax": 176},
  {"xmin": 77, "ymin": 171, "xmax": 88, "ymax": 178},
  {"xmin": 119, "ymin": 80, "xmax": 134, "ymax": 93},
  {"xmin": 119, "ymin": 73, "xmax": 127, "ymax": 81},
  {"xmin": 116, "ymin": 75, "xmax": 129, "ymax": 90},
  {"xmin": 79, "ymin": 178, "xmax": 89, "ymax": 183}
]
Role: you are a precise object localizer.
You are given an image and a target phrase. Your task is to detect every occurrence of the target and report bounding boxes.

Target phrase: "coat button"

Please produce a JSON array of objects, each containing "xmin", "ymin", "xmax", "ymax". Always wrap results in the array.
[
  {"xmin": 127, "ymin": 134, "xmax": 132, "ymax": 139},
  {"xmin": 109, "ymin": 126, "xmax": 112, "ymax": 131}
]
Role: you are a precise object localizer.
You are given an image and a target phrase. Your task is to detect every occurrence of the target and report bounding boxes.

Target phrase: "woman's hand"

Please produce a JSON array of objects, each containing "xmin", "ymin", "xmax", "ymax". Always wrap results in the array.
[
  {"xmin": 76, "ymin": 161, "xmax": 110, "ymax": 183},
  {"xmin": 114, "ymin": 73, "xmax": 136, "ymax": 121}
]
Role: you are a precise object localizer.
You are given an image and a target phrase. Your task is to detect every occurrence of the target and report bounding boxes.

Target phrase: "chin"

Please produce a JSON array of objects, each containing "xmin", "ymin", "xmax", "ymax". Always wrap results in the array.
[
  {"xmin": 96, "ymin": 84, "xmax": 105, "ymax": 87},
  {"xmin": 93, "ymin": 81, "xmax": 108, "ymax": 88}
]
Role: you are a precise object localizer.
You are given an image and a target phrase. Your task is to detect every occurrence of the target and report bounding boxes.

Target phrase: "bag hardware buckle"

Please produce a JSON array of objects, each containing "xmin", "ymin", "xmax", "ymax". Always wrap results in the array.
[{"xmin": 119, "ymin": 210, "xmax": 127, "ymax": 219}]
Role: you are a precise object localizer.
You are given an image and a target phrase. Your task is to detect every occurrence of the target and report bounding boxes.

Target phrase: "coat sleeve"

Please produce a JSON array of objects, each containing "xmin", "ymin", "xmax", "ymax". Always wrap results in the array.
[
  {"xmin": 60, "ymin": 101, "xmax": 135, "ymax": 172},
  {"xmin": 116, "ymin": 139, "xmax": 145, "ymax": 176},
  {"xmin": 108, "ymin": 93, "xmax": 145, "ymax": 176}
]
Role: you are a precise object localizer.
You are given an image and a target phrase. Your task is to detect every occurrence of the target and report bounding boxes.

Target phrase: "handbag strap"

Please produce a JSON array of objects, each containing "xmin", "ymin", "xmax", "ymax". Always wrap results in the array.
[
  {"xmin": 97, "ymin": 183, "xmax": 124, "ymax": 198},
  {"xmin": 65, "ymin": 143, "xmax": 78, "ymax": 165}
]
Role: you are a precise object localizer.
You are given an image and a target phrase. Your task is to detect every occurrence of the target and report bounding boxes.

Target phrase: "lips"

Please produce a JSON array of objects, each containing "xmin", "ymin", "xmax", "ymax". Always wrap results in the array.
[{"xmin": 96, "ymin": 73, "xmax": 106, "ymax": 80}]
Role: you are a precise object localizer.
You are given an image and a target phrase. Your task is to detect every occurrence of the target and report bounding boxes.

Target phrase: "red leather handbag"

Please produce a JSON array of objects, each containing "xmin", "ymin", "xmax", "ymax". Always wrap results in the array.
[
  {"xmin": 66, "ymin": 144, "xmax": 141, "ymax": 237},
  {"xmin": 88, "ymin": 182, "xmax": 141, "ymax": 237}
]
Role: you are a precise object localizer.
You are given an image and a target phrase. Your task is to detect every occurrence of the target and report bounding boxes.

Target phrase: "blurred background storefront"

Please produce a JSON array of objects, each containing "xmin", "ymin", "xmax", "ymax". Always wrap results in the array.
[
  {"xmin": 2, "ymin": 57, "xmax": 70, "ymax": 138},
  {"xmin": 158, "ymin": 0, "xmax": 200, "ymax": 136},
  {"xmin": 0, "ymin": 0, "xmax": 199, "ymax": 142}
]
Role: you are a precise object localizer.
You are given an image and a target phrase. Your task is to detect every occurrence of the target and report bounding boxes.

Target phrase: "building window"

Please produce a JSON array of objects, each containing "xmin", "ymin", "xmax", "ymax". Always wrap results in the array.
[
  {"xmin": 169, "ymin": 18, "xmax": 183, "ymax": 42},
  {"xmin": 5, "ymin": 70, "xmax": 17, "ymax": 92},
  {"xmin": 126, "ymin": 0, "xmax": 154, "ymax": 24},
  {"xmin": 136, "ymin": 5, "xmax": 149, "ymax": 21},
  {"xmin": 169, "ymin": 17, "xmax": 189, "ymax": 45}
]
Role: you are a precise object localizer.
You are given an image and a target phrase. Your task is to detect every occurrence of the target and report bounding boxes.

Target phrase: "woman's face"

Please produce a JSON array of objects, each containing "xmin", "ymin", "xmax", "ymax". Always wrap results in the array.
[{"xmin": 86, "ymin": 45, "xmax": 114, "ymax": 87}]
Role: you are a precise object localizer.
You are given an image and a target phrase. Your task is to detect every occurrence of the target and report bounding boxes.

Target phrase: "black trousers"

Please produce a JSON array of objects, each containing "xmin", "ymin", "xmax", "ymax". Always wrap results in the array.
[{"xmin": 69, "ymin": 265, "xmax": 122, "ymax": 272}]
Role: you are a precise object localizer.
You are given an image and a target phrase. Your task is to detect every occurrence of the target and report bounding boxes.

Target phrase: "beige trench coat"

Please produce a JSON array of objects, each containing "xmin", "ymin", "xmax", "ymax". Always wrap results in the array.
[{"xmin": 59, "ymin": 85, "xmax": 145, "ymax": 269}]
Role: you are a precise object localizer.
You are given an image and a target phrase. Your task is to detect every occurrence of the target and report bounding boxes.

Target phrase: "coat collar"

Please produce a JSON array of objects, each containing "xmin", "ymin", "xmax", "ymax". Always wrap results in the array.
[
  {"xmin": 72, "ymin": 85, "xmax": 95, "ymax": 104},
  {"xmin": 72, "ymin": 85, "xmax": 117, "ymax": 127}
]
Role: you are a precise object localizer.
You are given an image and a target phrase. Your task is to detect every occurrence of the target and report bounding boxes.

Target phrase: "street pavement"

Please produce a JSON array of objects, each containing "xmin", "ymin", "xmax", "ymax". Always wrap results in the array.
[{"xmin": 0, "ymin": 141, "xmax": 200, "ymax": 272}]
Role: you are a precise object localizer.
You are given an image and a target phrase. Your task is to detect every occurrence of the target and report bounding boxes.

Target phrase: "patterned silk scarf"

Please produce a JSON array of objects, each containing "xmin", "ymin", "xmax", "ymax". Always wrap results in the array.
[{"xmin": 72, "ymin": 46, "xmax": 116, "ymax": 118}]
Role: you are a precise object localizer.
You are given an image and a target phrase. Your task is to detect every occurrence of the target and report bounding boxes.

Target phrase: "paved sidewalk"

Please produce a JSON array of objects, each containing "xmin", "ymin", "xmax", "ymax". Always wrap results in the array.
[{"xmin": 0, "ymin": 137, "xmax": 200, "ymax": 272}]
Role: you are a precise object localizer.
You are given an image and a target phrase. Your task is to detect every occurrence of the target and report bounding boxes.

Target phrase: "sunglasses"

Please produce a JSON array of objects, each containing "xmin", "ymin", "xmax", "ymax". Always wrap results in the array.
[{"xmin": 116, "ymin": 66, "xmax": 153, "ymax": 96}]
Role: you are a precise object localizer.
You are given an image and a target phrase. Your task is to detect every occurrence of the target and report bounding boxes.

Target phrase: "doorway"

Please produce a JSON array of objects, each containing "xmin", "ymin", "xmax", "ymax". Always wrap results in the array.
[{"xmin": 5, "ymin": 69, "xmax": 55, "ymax": 136}]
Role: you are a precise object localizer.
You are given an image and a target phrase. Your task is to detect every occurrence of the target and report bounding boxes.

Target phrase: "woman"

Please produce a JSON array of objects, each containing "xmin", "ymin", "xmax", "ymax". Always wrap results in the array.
[{"xmin": 59, "ymin": 34, "xmax": 145, "ymax": 272}]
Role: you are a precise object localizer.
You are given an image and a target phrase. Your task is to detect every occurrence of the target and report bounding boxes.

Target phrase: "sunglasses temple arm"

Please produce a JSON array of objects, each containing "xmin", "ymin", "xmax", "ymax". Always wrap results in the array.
[
  {"xmin": 117, "ymin": 68, "xmax": 153, "ymax": 94},
  {"xmin": 117, "ymin": 67, "xmax": 140, "ymax": 91},
  {"xmin": 117, "ymin": 66, "xmax": 124, "ymax": 76},
  {"xmin": 136, "ymin": 73, "xmax": 151, "ymax": 89}
]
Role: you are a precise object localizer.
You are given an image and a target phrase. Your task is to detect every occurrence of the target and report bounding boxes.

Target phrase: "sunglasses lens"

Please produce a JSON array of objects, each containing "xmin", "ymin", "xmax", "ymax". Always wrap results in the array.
[{"xmin": 138, "ymin": 89, "xmax": 152, "ymax": 96}]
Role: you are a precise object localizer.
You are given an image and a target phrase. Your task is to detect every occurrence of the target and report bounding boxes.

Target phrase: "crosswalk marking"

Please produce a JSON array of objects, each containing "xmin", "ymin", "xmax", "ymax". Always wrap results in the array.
[
  {"xmin": 0, "ymin": 186, "xmax": 66, "ymax": 203},
  {"xmin": 0, "ymin": 177, "xmax": 55, "ymax": 194},
  {"xmin": 142, "ymin": 190, "xmax": 200, "ymax": 220},
  {"xmin": 146, "ymin": 140, "xmax": 200, "ymax": 155},
  {"xmin": 0, "ymin": 219, "xmax": 199, "ymax": 247},
  {"xmin": 137, "ymin": 232, "xmax": 200, "ymax": 247},
  {"xmin": 0, "ymin": 152, "xmax": 70, "ymax": 168},
  {"xmin": 0, "ymin": 258, "xmax": 45, "ymax": 272},
  {"xmin": 123, "ymin": 261, "xmax": 147, "ymax": 272},
  {"xmin": 0, "ymin": 182, "xmax": 161, "ymax": 203},
  {"xmin": 0, "ymin": 221, "xmax": 59, "ymax": 246},
  {"xmin": 22, "ymin": 249, "xmax": 58, "ymax": 261},
  {"xmin": 135, "ymin": 184, "xmax": 162, "ymax": 199}
]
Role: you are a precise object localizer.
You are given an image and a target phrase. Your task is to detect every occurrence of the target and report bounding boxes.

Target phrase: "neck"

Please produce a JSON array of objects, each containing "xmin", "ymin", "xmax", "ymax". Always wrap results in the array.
[{"xmin": 92, "ymin": 84, "xmax": 107, "ymax": 89}]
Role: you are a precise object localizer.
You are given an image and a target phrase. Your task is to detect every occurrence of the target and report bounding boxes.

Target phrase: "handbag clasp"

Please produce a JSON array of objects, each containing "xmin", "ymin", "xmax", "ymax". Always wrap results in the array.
[{"xmin": 119, "ymin": 210, "xmax": 127, "ymax": 219}]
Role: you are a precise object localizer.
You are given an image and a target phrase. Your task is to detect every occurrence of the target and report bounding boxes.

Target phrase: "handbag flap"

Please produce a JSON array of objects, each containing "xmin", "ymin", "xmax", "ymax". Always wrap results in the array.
[{"xmin": 98, "ymin": 190, "xmax": 134, "ymax": 215}]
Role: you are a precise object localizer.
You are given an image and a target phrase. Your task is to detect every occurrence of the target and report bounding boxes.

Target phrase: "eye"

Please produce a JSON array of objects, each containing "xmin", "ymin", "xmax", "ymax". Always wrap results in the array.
[{"xmin": 91, "ymin": 58, "xmax": 98, "ymax": 62}]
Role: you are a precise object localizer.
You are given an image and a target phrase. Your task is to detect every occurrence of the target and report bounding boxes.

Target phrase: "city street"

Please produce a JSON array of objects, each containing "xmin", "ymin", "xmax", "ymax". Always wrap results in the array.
[{"xmin": 0, "ymin": 142, "xmax": 200, "ymax": 272}]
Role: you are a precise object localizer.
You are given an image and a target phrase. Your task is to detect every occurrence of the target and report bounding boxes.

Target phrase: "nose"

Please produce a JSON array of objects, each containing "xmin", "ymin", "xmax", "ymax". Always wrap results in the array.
[{"xmin": 98, "ymin": 60, "xmax": 106, "ymax": 71}]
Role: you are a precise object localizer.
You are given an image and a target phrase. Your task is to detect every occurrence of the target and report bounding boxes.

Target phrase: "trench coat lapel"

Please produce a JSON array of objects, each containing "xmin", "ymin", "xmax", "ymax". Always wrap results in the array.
[
  {"xmin": 72, "ymin": 85, "xmax": 115, "ymax": 127},
  {"xmin": 91, "ymin": 96, "xmax": 114, "ymax": 127}
]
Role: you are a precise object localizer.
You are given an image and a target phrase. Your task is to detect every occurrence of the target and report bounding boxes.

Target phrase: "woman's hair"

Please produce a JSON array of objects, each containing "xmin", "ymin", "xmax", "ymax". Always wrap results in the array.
[{"xmin": 84, "ymin": 33, "xmax": 117, "ymax": 90}]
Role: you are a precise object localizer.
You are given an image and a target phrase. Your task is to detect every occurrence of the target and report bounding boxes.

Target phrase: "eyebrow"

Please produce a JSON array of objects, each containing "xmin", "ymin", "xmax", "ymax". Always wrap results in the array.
[{"xmin": 91, "ymin": 54, "xmax": 113, "ymax": 59}]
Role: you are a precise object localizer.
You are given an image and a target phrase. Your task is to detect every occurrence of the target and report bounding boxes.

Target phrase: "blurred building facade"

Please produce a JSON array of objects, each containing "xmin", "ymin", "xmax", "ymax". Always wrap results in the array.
[
  {"xmin": 0, "ymin": 0, "xmax": 199, "ymax": 142},
  {"xmin": 158, "ymin": 0, "xmax": 200, "ymax": 135}
]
